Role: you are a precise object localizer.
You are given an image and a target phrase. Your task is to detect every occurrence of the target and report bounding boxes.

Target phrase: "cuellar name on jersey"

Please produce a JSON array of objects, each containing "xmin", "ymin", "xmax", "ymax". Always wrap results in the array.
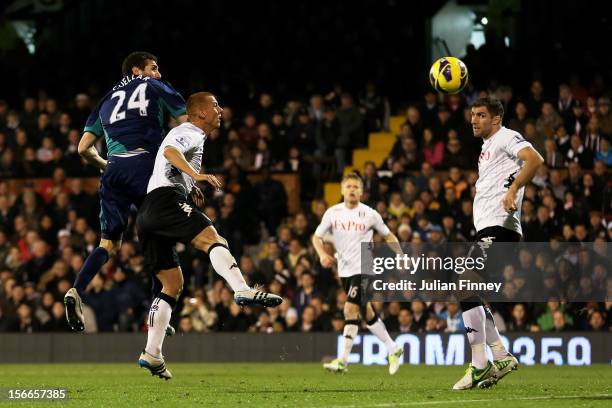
[{"xmin": 112, "ymin": 74, "xmax": 150, "ymax": 91}]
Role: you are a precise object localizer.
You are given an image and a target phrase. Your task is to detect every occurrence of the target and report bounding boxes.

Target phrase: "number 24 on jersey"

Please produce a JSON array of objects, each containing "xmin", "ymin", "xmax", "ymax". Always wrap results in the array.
[{"xmin": 109, "ymin": 83, "xmax": 149, "ymax": 124}]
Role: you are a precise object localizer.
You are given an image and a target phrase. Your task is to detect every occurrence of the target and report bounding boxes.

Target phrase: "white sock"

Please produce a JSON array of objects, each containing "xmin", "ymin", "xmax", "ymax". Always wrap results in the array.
[
  {"xmin": 367, "ymin": 318, "xmax": 397, "ymax": 354},
  {"xmin": 462, "ymin": 306, "xmax": 488, "ymax": 369},
  {"xmin": 145, "ymin": 296, "xmax": 173, "ymax": 358},
  {"xmin": 484, "ymin": 306, "xmax": 508, "ymax": 360},
  {"xmin": 209, "ymin": 245, "xmax": 250, "ymax": 292},
  {"xmin": 341, "ymin": 322, "xmax": 359, "ymax": 363}
]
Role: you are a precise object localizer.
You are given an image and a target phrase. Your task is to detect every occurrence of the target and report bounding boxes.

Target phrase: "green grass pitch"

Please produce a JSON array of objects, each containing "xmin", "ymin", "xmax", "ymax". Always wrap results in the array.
[{"xmin": 0, "ymin": 363, "xmax": 610, "ymax": 407}]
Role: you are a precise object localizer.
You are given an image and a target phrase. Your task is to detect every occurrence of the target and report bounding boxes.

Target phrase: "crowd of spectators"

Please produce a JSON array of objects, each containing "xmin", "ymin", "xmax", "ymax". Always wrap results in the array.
[
  {"xmin": 0, "ymin": 74, "xmax": 610, "ymax": 335},
  {"xmin": 0, "ymin": 85, "xmax": 389, "ymax": 200}
]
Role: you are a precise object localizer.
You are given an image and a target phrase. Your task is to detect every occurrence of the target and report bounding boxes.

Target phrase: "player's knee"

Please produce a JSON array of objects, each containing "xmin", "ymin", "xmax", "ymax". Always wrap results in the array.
[
  {"xmin": 209, "ymin": 235, "xmax": 229, "ymax": 252},
  {"xmin": 168, "ymin": 287, "xmax": 182, "ymax": 299},
  {"xmin": 344, "ymin": 302, "xmax": 360, "ymax": 320},
  {"xmin": 191, "ymin": 228, "xmax": 213, "ymax": 251},
  {"xmin": 365, "ymin": 307, "xmax": 378, "ymax": 326},
  {"xmin": 217, "ymin": 235, "xmax": 228, "ymax": 248},
  {"xmin": 164, "ymin": 280, "xmax": 183, "ymax": 298},
  {"xmin": 365, "ymin": 307, "xmax": 376, "ymax": 322},
  {"xmin": 157, "ymin": 268, "xmax": 183, "ymax": 298},
  {"xmin": 175, "ymin": 274, "xmax": 184, "ymax": 297},
  {"xmin": 192, "ymin": 227, "xmax": 227, "ymax": 253},
  {"xmin": 99, "ymin": 239, "xmax": 121, "ymax": 257}
]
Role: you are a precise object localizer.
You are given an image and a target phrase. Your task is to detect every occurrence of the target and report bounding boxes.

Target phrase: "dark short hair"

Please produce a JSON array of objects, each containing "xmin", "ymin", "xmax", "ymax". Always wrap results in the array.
[
  {"xmin": 471, "ymin": 96, "xmax": 504, "ymax": 119},
  {"xmin": 121, "ymin": 51, "xmax": 157, "ymax": 76}
]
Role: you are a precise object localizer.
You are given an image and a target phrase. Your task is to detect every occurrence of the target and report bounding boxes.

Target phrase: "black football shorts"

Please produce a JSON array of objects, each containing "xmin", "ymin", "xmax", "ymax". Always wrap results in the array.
[{"xmin": 137, "ymin": 186, "xmax": 213, "ymax": 273}]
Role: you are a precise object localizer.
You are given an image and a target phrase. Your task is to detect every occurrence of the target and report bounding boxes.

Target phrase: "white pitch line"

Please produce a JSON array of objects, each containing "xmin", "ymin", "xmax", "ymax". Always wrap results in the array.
[{"xmin": 328, "ymin": 394, "xmax": 612, "ymax": 408}]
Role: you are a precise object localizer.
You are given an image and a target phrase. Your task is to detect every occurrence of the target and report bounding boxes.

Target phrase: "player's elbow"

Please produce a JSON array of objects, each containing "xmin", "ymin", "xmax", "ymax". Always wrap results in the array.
[
  {"xmin": 163, "ymin": 146, "xmax": 177, "ymax": 160},
  {"xmin": 522, "ymin": 148, "xmax": 544, "ymax": 167},
  {"xmin": 77, "ymin": 143, "xmax": 89, "ymax": 157},
  {"xmin": 77, "ymin": 133, "xmax": 95, "ymax": 156},
  {"xmin": 532, "ymin": 151, "xmax": 544, "ymax": 167},
  {"xmin": 385, "ymin": 233, "xmax": 398, "ymax": 243}
]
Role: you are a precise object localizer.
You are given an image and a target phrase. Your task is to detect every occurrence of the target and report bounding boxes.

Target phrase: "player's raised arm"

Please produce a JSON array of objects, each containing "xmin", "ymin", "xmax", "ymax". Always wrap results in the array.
[
  {"xmin": 502, "ymin": 146, "xmax": 544, "ymax": 213},
  {"xmin": 78, "ymin": 131, "xmax": 107, "ymax": 170}
]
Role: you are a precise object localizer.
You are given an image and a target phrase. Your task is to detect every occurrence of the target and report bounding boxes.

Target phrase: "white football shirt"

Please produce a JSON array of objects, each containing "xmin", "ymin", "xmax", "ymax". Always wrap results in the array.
[
  {"xmin": 314, "ymin": 202, "xmax": 390, "ymax": 277},
  {"xmin": 474, "ymin": 126, "xmax": 532, "ymax": 235},
  {"xmin": 147, "ymin": 122, "xmax": 205, "ymax": 195}
]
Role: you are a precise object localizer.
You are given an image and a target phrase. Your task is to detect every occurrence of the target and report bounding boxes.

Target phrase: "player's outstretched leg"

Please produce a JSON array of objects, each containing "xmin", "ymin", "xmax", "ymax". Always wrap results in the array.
[
  {"xmin": 138, "ymin": 268, "xmax": 180, "ymax": 380},
  {"xmin": 63, "ymin": 287, "xmax": 85, "ymax": 332},
  {"xmin": 364, "ymin": 304, "xmax": 403, "ymax": 375},
  {"xmin": 208, "ymin": 243, "xmax": 282, "ymax": 307},
  {"xmin": 192, "ymin": 228, "xmax": 282, "ymax": 307},
  {"xmin": 453, "ymin": 302, "xmax": 495, "ymax": 390},
  {"xmin": 65, "ymin": 241, "xmax": 115, "ymax": 331}
]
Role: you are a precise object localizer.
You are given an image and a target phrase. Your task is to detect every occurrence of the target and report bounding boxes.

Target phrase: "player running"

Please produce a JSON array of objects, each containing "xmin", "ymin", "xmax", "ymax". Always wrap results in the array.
[
  {"xmin": 313, "ymin": 173, "xmax": 404, "ymax": 375},
  {"xmin": 64, "ymin": 51, "xmax": 187, "ymax": 332},
  {"xmin": 136, "ymin": 92, "xmax": 282, "ymax": 379},
  {"xmin": 453, "ymin": 96, "xmax": 543, "ymax": 390}
]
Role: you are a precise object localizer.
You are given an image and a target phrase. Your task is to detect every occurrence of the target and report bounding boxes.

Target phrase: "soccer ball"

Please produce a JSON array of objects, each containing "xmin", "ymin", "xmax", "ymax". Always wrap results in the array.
[{"xmin": 429, "ymin": 56, "xmax": 469, "ymax": 94}]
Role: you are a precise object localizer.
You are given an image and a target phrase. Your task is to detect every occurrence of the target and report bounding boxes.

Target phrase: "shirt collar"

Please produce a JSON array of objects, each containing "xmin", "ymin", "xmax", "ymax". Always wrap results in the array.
[{"xmin": 182, "ymin": 121, "xmax": 205, "ymax": 135}]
